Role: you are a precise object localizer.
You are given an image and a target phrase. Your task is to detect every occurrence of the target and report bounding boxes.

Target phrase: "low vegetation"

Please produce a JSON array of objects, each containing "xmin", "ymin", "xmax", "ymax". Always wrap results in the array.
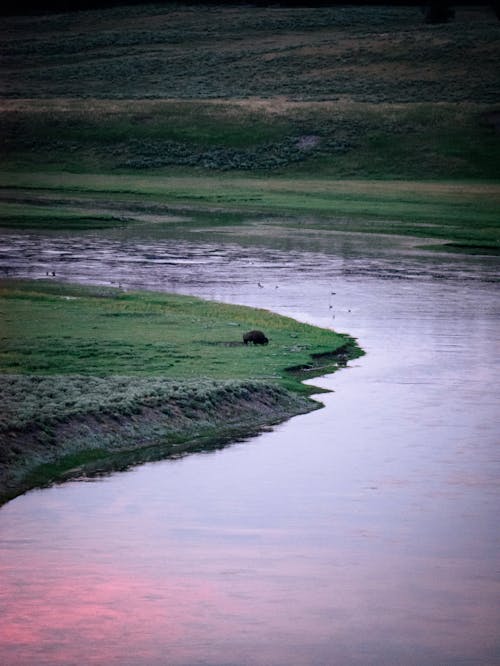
[
  {"xmin": 2, "ymin": 99, "xmax": 499, "ymax": 180},
  {"xmin": 1, "ymin": 174, "xmax": 498, "ymax": 252},
  {"xmin": 0, "ymin": 279, "xmax": 361, "ymax": 504},
  {"xmin": 1, "ymin": 4, "xmax": 498, "ymax": 250},
  {"xmin": 1, "ymin": 5, "xmax": 498, "ymax": 104}
]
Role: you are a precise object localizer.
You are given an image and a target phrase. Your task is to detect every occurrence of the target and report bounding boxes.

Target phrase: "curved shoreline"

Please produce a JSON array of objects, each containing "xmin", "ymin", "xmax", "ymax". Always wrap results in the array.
[
  {"xmin": 0, "ymin": 280, "xmax": 362, "ymax": 506},
  {"xmin": 1, "ymin": 378, "xmax": 322, "ymax": 507}
]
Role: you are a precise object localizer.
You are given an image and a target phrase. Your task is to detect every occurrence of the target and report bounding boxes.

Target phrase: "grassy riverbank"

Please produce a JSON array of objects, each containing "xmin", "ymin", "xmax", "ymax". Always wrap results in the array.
[
  {"xmin": 2, "ymin": 173, "xmax": 499, "ymax": 252},
  {"xmin": 0, "ymin": 279, "xmax": 360, "ymax": 504}
]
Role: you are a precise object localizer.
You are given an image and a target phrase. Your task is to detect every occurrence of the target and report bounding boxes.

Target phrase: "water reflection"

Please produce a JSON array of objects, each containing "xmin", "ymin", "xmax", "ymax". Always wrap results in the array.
[
  {"xmin": 1, "ymin": 225, "xmax": 498, "ymax": 293},
  {"xmin": 0, "ymin": 228, "xmax": 499, "ymax": 665}
]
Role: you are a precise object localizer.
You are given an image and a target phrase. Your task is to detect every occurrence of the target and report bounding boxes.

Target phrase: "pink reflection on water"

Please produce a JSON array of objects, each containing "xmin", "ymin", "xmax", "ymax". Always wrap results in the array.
[
  {"xmin": 1, "ymin": 554, "xmax": 228, "ymax": 665},
  {"xmin": 1, "ymin": 519, "xmax": 499, "ymax": 666}
]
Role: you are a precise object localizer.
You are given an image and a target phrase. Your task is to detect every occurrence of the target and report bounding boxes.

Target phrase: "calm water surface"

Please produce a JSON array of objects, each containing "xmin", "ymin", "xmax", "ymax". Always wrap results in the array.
[{"xmin": 0, "ymin": 228, "xmax": 499, "ymax": 665}]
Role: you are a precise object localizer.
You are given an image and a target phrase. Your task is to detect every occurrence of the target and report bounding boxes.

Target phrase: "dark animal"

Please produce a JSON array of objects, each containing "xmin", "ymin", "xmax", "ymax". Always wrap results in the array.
[
  {"xmin": 243, "ymin": 330, "xmax": 269, "ymax": 345},
  {"xmin": 423, "ymin": 1, "xmax": 455, "ymax": 23}
]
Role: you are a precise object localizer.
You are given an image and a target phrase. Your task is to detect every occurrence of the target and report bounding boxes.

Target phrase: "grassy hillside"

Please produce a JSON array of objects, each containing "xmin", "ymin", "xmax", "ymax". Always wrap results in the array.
[
  {"xmin": 1, "ymin": 4, "xmax": 498, "ymax": 252},
  {"xmin": 1, "ymin": 4, "xmax": 499, "ymax": 181},
  {"xmin": 2, "ymin": 98, "xmax": 499, "ymax": 180},
  {"xmin": 1, "ymin": 5, "xmax": 498, "ymax": 103}
]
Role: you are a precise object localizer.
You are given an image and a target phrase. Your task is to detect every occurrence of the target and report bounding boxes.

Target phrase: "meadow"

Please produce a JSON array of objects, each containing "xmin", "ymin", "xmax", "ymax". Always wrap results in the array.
[
  {"xmin": 0, "ymin": 279, "xmax": 353, "ymax": 382},
  {"xmin": 2, "ymin": 171, "xmax": 499, "ymax": 251}
]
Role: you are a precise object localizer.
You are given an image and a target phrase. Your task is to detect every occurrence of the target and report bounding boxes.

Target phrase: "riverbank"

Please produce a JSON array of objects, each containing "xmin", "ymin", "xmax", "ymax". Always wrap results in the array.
[
  {"xmin": 0, "ymin": 279, "xmax": 361, "ymax": 505},
  {"xmin": 2, "ymin": 174, "xmax": 498, "ymax": 253},
  {"xmin": 0, "ymin": 375, "xmax": 319, "ymax": 506}
]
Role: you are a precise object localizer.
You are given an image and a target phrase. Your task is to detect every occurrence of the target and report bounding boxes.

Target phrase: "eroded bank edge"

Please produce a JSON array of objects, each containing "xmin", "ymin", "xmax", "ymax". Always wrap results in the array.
[{"xmin": 0, "ymin": 342, "xmax": 362, "ymax": 507}]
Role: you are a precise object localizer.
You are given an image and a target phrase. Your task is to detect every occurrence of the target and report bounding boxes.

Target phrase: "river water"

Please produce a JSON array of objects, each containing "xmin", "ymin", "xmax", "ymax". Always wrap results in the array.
[{"xmin": 0, "ymin": 225, "xmax": 499, "ymax": 665}]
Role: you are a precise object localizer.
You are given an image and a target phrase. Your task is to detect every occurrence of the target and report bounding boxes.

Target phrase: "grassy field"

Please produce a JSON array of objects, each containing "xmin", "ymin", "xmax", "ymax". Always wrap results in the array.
[
  {"xmin": 2, "ymin": 98, "xmax": 499, "ymax": 180},
  {"xmin": 0, "ymin": 279, "xmax": 354, "ymax": 383},
  {"xmin": 1, "ymin": 4, "xmax": 499, "ymax": 249},
  {"xmin": 1, "ymin": 172, "xmax": 499, "ymax": 251},
  {"xmin": 0, "ymin": 279, "xmax": 360, "ymax": 503},
  {"xmin": 1, "ymin": 5, "xmax": 498, "ymax": 104}
]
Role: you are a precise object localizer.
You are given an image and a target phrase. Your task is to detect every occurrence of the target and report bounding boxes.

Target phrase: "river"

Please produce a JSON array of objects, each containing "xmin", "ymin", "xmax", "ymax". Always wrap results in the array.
[{"xmin": 0, "ymin": 225, "xmax": 499, "ymax": 665}]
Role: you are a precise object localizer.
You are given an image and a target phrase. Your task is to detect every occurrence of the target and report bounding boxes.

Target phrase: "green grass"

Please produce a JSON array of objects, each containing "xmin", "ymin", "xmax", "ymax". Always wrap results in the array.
[
  {"xmin": 0, "ymin": 278, "xmax": 355, "ymax": 388},
  {"xmin": 1, "ymin": 100, "xmax": 499, "ymax": 180},
  {"xmin": 0, "ymin": 279, "xmax": 360, "ymax": 503},
  {"xmin": 1, "ymin": 5, "xmax": 498, "ymax": 103},
  {"xmin": 2, "ymin": 173, "xmax": 499, "ymax": 250},
  {"xmin": 0, "ymin": 4, "xmax": 498, "ymax": 253},
  {"xmin": 0, "ymin": 201, "xmax": 134, "ymax": 229},
  {"xmin": 1, "ymin": 4, "xmax": 499, "ymax": 181}
]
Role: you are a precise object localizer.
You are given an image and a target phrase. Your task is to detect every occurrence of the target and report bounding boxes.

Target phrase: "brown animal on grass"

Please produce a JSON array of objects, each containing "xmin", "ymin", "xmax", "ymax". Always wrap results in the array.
[{"xmin": 243, "ymin": 330, "xmax": 269, "ymax": 345}]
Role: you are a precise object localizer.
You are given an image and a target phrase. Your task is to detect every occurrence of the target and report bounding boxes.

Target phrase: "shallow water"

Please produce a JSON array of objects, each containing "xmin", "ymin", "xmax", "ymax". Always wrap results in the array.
[{"xmin": 1, "ymin": 227, "xmax": 499, "ymax": 665}]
